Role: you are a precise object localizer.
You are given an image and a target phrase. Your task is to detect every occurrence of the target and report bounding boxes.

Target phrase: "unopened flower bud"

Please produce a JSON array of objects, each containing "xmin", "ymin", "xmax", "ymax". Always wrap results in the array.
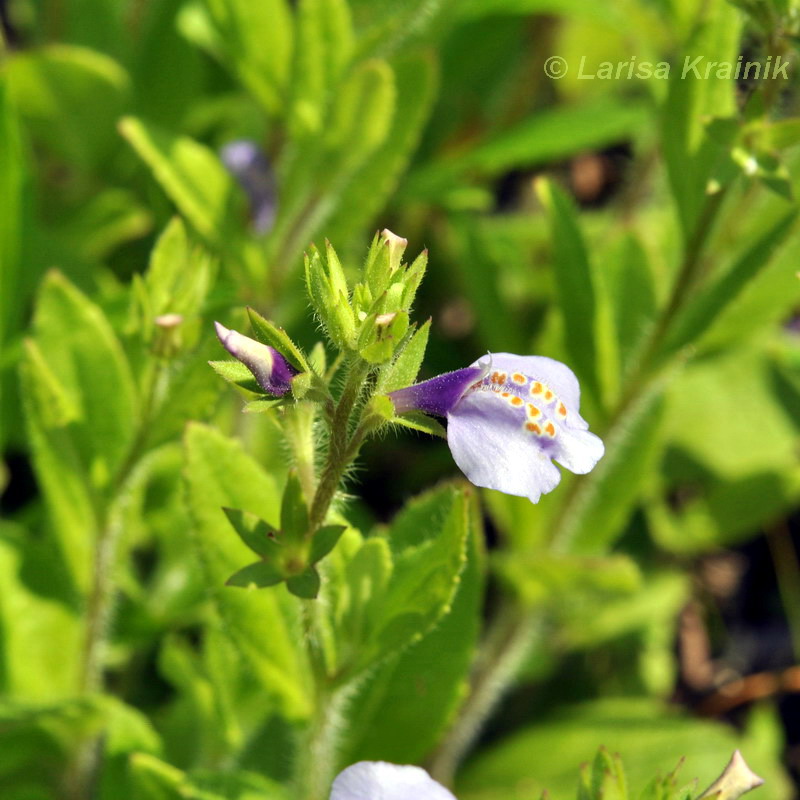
[
  {"xmin": 381, "ymin": 229, "xmax": 408, "ymax": 274},
  {"xmin": 214, "ymin": 321, "xmax": 297, "ymax": 396}
]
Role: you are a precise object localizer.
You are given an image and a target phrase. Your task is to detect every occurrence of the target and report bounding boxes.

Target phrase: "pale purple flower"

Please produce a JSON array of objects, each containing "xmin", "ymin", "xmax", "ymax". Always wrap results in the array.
[
  {"xmin": 220, "ymin": 140, "xmax": 276, "ymax": 234},
  {"xmin": 214, "ymin": 321, "xmax": 296, "ymax": 395},
  {"xmin": 389, "ymin": 353, "xmax": 604, "ymax": 503},
  {"xmin": 330, "ymin": 762, "xmax": 457, "ymax": 800}
]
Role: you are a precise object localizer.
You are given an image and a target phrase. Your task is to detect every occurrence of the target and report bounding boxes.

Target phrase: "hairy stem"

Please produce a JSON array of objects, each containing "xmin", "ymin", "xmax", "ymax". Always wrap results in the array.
[
  {"xmin": 309, "ymin": 360, "xmax": 369, "ymax": 531},
  {"xmin": 428, "ymin": 605, "xmax": 540, "ymax": 785}
]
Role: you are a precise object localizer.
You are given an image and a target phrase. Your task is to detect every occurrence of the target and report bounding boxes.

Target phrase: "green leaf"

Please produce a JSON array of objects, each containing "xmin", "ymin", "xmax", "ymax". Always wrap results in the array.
[
  {"xmin": 553, "ymin": 380, "xmax": 666, "ymax": 556},
  {"xmin": 339, "ymin": 494, "xmax": 484, "ymax": 765},
  {"xmin": 226, "ymin": 561, "xmax": 285, "ymax": 588},
  {"xmin": 663, "ymin": 211, "xmax": 797, "ymax": 355},
  {"xmin": 280, "ymin": 471, "xmax": 310, "ymax": 541},
  {"xmin": 378, "ymin": 319, "xmax": 431, "ymax": 393},
  {"xmin": 536, "ymin": 179, "xmax": 602, "ymax": 404},
  {"xmin": 286, "ymin": 567, "xmax": 321, "ymax": 599},
  {"xmin": 130, "ymin": 752, "xmax": 289, "ymax": 800},
  {"xmin": 391, "ymin": 412, "xmax": 446, "ymax": 439},
  {"xmin": 606, "ymin": 235, "xmax": 657, "ymax": 377},
  {"xmin": 222, "ymin": 507, "xmax": 280, "ymax": 559},
  {"xmin": 119, "ymin": 116, "xmax": 242, "ymax": 245},
  {"xmin": 324, "ymin": 58, "xmax": 395, "ymax": 178},
  {"xmin": 0, "ymin": 529, "xmax": 82, "ymax": 700},
  {"xmin": 325, "ymin": 52, "xmax": 437, "ymax": 242},
  {"xmin": 208, "ymin": 360, "xmax": 262, "ymax": 394},
  {"xmin": 32, "ymin": 271, "xmax": 137, "ymax": 482},
  {"xmin": 288, "ymin": 0, "xmax": 353, "ymax": 138},
  {"xmin": 404, "ymin": 98, "xmax": 645, "ymax": 201},
  {"xmin": 247, "ymin": 307, "xmax": 310, "ymax": 373},
  {"xmin": 457, "ymin": 698, "xmax": 786, "ymax": 800},
  {"xmin": 661, "ymin": 2, "xmax": 741, "ymax": 235},
  {"xmin": 203, "ymin": 0, "xmax": 293, "ymax": 115},
  {"xmin": 4, "ymin": 44, "xmax": 129, "ymax": 170},
  {"xmin": 183, "ymin": 423, "xmax": 311, "ymax": 718},
  {"xmin": 309, "ymin": 525, "xmax": 347, "ymax": 564},
  {"xmin": 320, "ymin": 484, "xmax": 470, "ymax": 678}
]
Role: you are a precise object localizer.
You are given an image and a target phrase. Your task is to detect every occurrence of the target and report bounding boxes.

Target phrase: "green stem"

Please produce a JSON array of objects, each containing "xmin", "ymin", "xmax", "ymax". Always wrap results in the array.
[
  {"xmin": 294, "ymin": 683, "xmax": 352, "ymax": 800},
  {"xmin": 67, "ymin": 361, "xmax": 164, "ymax": 799},
  {"xmin": 284, "ymin": 403, "xmax": 318, "ymax": 502},
  {"xmin": 428, "ymin": 605, "xmax": 540, "ymax": 785},
  {"xmin": 309, "ymin": 360, "xmax": 370, "ymax": 531}
]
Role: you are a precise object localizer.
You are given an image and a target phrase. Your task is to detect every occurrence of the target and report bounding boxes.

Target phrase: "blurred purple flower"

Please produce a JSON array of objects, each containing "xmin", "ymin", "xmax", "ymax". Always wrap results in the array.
[
  {"xmin": 389, "ymin": 353, "xmax": 604, "ymax": 503},
  {"xmin": 214, "ymin": 321, "xmax": 296, "ymax": 395},
  {"xmin": 330, "ymin": 762, "xmax": 457, "ymax": 800},
  {"xmin": 220, "ymin": 140, "xmax": 276, "ymax": 234}
]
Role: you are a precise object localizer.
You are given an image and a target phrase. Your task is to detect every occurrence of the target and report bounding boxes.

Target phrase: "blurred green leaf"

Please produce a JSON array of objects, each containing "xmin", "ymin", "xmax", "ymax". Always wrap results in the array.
[
  {"xmin": 203, "ymin": 0, "xmax": 293, "ymax": 116},
  {"xmin": 553, "ymin": 381, "xmax": 667, "ymax": 556},
  {"xmin": 119, "ymin": 116, "xmax": 243, "ymax": 246},
  {"xmin": 457, "ymin": 698, "xmax": 789, "ymax": 800},
  {"xmin": 537, "ymin": 178, "xmax": 608, "ymax": 406},
  {"xmin": 661, "ymin": 1, "xmax": 741, "ymax": 235},
  {"xmin": 4, "ymin": 45, "xmax": 130, "ymax": 171},
  {"xmin": 406, "ymin": 99, "xmax": 645, "ymax": 201},
  {"xmin": 663, "ymin": 212, "xmax": 797, "ymax": 355}
]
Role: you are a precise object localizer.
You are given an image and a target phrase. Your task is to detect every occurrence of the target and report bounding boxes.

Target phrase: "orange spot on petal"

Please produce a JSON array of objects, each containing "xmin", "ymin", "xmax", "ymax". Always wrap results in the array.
[
  {"xmin": 544, "ymin": 422, "xmax": 556, "ymax": 437},
  {"xmin": 512, "ymin": 373, "xmax": 527, "ymax": 384},
  {"xmin": 510, "ymin": 396, "xmax": 523, "ymax": 407},
  {"xmin": 558, "ymin": 402, "xmax": 567, "ymax": 417},
  {"xmin": 531, "ymin": 382, "xmax": 543, "ymax": 395},
  {"xmin": 526, "ymin": 403, "xmax": 541, "ymax": 418},
  {"xmin": 526, "ymin": 422, "xmax": 542, "ymax": 434}
]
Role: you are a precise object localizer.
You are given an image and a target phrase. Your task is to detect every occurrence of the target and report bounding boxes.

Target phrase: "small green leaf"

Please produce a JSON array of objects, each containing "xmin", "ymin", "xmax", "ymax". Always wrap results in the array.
[
  {"xmin": 391, "ymin": 412, "xmax": 446, "ymax": 439},
  {"xmin": 280, "ymin": 471, "xmax": 310, "ymax": 541},
  {"xmin": 309, "ymin": 525, "xmax": 347, "ymax": 564},
  {"xmin": 378, "ymin": 319, "xmax": 430, "ymax": 393},
  {"xmin": 119, "ymin": 116, "xmax": 242, "ymax": 244},
  {"xmin": 208, "ymin": 360, "xmax": 262, "ymax": 393},
  {"xmin": 536, "ymin": 179, "xmax": 601, "ymax": 405},
  {"xmin": 286, "ymin": 567, "xmax": 321, "ymax": 599},
  {"xmin": 222, "ymin": 507, "xmax": 280, "ymax": 558},
  {"xmin": 226, "ymin": 561, "xmax": 285, "ymax": 588}
]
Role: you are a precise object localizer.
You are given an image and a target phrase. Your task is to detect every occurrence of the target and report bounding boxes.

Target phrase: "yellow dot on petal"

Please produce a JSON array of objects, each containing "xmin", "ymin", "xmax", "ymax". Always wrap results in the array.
[
  {"xmin": 544, "ymin": 422, "xmax": 556, "ymax": 437},
  {"xmin": 531, "ymin": 382, "xmax": 543, "ymax": 395},
  {"xmin": 501, "ymin": 391, "xmax": 510, "ymax": 398},
  {"xmin": 510, "ymin": 396, "xmax": 523, "ymax": 407},
  {"xmin": 525, "ymin": 422, "xmax": 542, "ymax": 434},
  {"xmin": 526, "ymin": 403, "xmax": 541, "ymax": 419},
  {"xmin": 544, "ymin": 389, "xmax": 554, "ymax": 402},
  {"xmin": 557, "ymin": 402, "xmax": 567, "ymax": 418},
  {"xmin": 512, "ymin": 373, "xmax": 527, "ymax": 385}
]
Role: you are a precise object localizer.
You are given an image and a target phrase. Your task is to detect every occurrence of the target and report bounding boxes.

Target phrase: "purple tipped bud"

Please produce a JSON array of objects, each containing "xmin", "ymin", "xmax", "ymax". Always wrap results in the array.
[{"xmin": 215, "ymin": 322, "xmax": 297, "ymax": 396}]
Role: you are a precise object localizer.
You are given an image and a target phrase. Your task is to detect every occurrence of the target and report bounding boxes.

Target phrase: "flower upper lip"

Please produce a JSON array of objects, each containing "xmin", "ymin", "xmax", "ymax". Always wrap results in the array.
[{"xmin": 387, "ymin": 353, "xmax": 604, "ymax": 503}]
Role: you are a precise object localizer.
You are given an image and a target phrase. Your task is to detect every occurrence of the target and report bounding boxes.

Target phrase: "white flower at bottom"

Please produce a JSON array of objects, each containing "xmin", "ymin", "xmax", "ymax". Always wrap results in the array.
[{"xmin": 330, "ymin": 762, "xmax": 457, "ymax": 800}]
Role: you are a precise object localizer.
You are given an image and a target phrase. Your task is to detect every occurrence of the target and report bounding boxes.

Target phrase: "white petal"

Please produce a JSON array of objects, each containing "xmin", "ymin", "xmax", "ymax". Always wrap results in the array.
[
  {"xmin": 330, "ymin": 762, "xmax": 457, "ymax": 800},
  {"xmin": 447, "ymin": 389, "xmax": 562, "ymax": 503},
  {"xmin": 551, "ymin": 427, "xmax": 605, "ymax": 474},
  {"xmin": 472, "ymin": 353, "xmax": 588, "ymax": 429}
]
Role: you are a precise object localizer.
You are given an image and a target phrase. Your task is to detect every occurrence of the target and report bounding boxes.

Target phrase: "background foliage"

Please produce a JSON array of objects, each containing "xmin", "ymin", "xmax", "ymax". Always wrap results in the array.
[{"xmin": 2, "ymin": 0, "xmax": 800, "ymax": 798}]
